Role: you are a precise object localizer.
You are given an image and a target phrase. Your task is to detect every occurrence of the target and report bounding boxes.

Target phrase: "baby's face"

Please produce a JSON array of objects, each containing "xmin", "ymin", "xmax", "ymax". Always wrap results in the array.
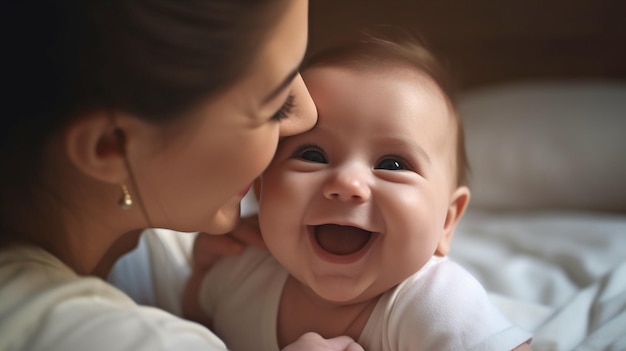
[{"xmin": 258, "ymin": 65, "xmax": 464, "ymax": 304}]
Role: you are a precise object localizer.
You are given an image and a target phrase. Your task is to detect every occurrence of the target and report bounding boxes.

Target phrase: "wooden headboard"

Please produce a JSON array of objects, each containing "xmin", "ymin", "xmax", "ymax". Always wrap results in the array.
[{"xmin": 308, "ymin": 0, "xmax": 626, "ymax": 92}]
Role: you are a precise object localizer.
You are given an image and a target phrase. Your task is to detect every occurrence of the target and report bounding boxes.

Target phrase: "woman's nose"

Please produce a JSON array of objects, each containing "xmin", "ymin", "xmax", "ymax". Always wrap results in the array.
[
  {"xmin": 278, "ymin": 74, "xmax": 317, "ymax": 138},
  {"xmin": 322, "ymin": 168, "xmax": 371, "ymax": 202}
]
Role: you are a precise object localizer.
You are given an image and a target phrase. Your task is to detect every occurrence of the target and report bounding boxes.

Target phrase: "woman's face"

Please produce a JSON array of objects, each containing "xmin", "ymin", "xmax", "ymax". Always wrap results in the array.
[{"xmin": 132, "ymin": 0, "xmax": 315, "ymax": 234}]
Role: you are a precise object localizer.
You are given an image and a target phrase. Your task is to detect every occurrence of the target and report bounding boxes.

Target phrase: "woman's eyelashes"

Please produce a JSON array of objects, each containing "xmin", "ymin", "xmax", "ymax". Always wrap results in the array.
[{"xmin": 271, "ymin": 94, "xmax": 295, "ymax": 121}]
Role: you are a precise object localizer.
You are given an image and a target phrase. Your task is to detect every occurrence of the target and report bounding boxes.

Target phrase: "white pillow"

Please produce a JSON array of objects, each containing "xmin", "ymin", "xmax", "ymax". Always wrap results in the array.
[{"xmin": 458, "ymin": 80, "xmax": 626, "ymax": 213}]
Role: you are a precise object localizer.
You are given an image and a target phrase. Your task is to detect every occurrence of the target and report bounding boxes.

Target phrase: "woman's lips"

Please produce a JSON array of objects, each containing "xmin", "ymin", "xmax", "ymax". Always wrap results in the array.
[{"xmin": 239, "ymin": 184, "xmax": 252, "ymax": 197}]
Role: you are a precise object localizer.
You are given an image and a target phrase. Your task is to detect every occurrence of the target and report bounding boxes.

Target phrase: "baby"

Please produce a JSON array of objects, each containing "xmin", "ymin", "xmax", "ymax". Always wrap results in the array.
[{"xmin": 188, "ymin": 29, "xmax": 533, "ymax": 351}]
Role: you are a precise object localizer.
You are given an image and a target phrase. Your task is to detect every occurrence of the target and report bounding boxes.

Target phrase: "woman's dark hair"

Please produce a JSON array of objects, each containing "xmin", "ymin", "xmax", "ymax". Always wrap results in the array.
[
  {"xmin": 3, "ymin": 0, "xmax": 286, "ymax": 133},
  {"xmin": 0, "ymin": 0, "xmax": 286, "ymax": 234},
  {"xmin": 304, "ymin": 27, "xmax": 470, "ymax": 186}
]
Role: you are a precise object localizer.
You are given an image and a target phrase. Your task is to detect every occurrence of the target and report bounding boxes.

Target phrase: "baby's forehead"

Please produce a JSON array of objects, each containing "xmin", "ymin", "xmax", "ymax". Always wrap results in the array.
[
  {"xmin": 307, "ymin": 64, "xmax": 451, "ymax": 116},
  {"xmin": 315, "ymin": 63, "xmax": 460, "ymax": 163},
  {"xmin": 303, "ymin": 45, "xmax": 465, "ymax": 185},
  {"xmin": 311, "ymin": 64, "xmax": 456, "ymax": 138},
  {"xmin": 307, "ymin": 63, "xmax": 444, "ymax": 95}
]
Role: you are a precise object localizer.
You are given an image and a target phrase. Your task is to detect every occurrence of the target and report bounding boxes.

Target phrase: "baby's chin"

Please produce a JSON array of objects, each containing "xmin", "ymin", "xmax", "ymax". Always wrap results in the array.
[{"xmin": 310, "ymin": 285, "xmax": 375, "ymax": 306}]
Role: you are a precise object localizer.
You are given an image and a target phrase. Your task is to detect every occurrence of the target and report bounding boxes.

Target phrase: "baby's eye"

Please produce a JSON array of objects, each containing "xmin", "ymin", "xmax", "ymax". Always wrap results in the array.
[
  {"xmin": 296, "ymin": 147, "xmax": 327, "ymax": 163},
  {"xmin": 375, "ymin": 157, "xmax": 409, "ymax": 171}
]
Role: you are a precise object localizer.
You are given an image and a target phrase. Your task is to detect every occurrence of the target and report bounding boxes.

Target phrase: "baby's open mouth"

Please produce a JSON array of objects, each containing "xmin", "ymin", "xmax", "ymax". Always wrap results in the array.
[{"xmin": 314, "ymin": 224, "xmax": 373, "ymax": 256}]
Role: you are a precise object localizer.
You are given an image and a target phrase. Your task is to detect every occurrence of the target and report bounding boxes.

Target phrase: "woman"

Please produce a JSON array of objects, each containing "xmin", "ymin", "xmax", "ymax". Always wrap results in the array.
[{"xmin": 0, "ymin": 0, "xmax": 362, "ymax": 350}]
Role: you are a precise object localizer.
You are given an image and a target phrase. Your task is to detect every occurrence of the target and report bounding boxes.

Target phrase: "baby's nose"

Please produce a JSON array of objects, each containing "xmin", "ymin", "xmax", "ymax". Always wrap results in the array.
[{"xmin": 322, "ymin": 168, "xmax": 371, "ymax": 202}]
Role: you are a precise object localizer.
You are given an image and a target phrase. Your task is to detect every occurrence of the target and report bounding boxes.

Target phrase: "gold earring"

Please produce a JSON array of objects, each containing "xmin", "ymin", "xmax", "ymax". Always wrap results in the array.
[{"xmin": 118, "ymin": 184, "xmax": 133, "ymax": 210}]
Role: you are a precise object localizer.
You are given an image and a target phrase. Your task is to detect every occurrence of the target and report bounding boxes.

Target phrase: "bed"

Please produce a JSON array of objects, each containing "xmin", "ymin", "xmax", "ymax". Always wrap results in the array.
[{"xmin": 449, "ymin": 80, "xmax": 626, "ymax": 350}]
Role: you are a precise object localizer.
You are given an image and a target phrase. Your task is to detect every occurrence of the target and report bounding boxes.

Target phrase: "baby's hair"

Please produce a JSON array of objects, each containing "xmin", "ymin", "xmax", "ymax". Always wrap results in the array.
[{"xmin": 304, "ymin": 27, "xmax": 469, "ymax": 186}]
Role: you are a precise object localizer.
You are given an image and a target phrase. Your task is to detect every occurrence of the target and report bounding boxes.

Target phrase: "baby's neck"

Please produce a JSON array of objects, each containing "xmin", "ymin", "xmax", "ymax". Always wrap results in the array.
[{"xmin": 276, "ymin": 275, "xmax": 380, "ymax": 348}]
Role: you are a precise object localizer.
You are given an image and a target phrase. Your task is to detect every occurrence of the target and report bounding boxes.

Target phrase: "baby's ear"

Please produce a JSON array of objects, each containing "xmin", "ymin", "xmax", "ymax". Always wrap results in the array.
[{"xmin": 435, "ymin": 186, "xmax": 470, "ymax": 256}]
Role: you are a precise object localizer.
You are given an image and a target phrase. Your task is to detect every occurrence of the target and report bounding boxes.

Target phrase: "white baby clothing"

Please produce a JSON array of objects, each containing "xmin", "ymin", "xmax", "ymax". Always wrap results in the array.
[{"xmin": 200, "ymin": 246, "xmax": 532, "ymax": 351}]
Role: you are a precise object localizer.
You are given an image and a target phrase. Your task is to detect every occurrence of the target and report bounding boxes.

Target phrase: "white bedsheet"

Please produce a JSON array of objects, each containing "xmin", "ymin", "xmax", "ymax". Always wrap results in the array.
[{"xmin": 452, "ymin": 209, "xmax": 626, "ymax": 350}]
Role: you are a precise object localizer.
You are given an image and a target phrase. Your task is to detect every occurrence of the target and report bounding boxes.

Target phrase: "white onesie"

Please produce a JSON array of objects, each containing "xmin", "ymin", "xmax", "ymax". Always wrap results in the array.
[{"xmin": 200, "ymin": 246, "xmax": 532, "ymax": 351}]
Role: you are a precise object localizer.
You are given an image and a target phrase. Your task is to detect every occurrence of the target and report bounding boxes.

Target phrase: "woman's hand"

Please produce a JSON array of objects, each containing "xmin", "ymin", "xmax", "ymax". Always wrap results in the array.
[{"xmin": 282, "ymin": 333, "xmax": 364, "ymax": 351}]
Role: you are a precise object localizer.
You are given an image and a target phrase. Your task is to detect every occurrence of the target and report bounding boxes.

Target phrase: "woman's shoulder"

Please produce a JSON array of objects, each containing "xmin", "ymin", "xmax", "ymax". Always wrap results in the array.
[
  {"xmin": 0, "ymin": 245, "xmax": 227, "ymax": 351},
  {"xmin": 0, "ymin": 245, "xmax": 99, "ymax": 294}
]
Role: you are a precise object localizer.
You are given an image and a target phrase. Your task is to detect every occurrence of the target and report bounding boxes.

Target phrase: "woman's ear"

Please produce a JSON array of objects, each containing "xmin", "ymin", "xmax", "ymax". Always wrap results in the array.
[
  {"xmin": 435, "ymin": 186, "xmax": 470, "ymax": 256},
  {"xmin": 63, "ymin": 110, "xmax": 129, "ymax": 184}
]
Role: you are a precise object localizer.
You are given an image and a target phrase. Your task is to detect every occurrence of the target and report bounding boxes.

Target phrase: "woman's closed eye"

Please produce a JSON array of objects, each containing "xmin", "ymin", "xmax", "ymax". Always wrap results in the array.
[{"xmin": 271, "ymin": 94, "xmax": 295, "ymax": 121}]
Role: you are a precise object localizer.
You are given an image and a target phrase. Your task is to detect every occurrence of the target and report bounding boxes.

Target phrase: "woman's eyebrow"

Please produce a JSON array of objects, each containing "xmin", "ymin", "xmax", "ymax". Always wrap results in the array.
[{"xmin": 262, "ymin": 67, "xmax": 300, "ymax": 104}]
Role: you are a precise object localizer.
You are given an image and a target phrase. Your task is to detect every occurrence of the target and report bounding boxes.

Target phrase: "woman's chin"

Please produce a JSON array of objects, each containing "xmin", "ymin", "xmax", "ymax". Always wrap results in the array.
[{"xmin": 203, "ymin": 200, "xmax": 242, "ymax": 234}]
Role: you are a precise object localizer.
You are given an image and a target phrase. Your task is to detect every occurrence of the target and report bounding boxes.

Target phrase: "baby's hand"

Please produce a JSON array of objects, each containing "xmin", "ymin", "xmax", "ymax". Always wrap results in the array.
[
  {"xmin": 192, "ymin": 215, "xmax": 265, "ymax": 271},
  {"xmin": 282, "ymin": 333, "xmax": 364, "ymax": 351}
]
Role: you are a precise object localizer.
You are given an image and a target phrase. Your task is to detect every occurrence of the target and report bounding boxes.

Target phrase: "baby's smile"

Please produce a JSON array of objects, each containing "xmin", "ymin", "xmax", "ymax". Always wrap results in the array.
[{"xmin": 313, "ymin": 224, "xmax": 373, "ymax": 255}]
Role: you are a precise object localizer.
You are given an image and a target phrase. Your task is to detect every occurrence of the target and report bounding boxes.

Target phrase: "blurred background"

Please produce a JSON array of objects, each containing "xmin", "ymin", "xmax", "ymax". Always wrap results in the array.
[
  {"xmin": 307, "ymin": 0, "xmax": 626, "ymax": 92},
  {"xmin": 307, "ymin": 1, "xmax": 626, "ymax": 214},
  {"xmin": 306, "ymin": 5, "xmax": 626, "ymax": 348}
]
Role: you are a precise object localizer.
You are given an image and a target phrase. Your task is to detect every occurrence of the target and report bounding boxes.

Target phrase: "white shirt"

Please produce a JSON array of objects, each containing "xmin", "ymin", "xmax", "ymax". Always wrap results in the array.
[
  {"xmin": 200, "ymin": 247, "xmax": 532, "ymax": 351},
  {"xmin": 0, "ymin": 245, "xmax": 227, "ymax": 351},
  {"xmin": 108, "ymin": 228, "xmax": 197, "ymax": 316}
]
